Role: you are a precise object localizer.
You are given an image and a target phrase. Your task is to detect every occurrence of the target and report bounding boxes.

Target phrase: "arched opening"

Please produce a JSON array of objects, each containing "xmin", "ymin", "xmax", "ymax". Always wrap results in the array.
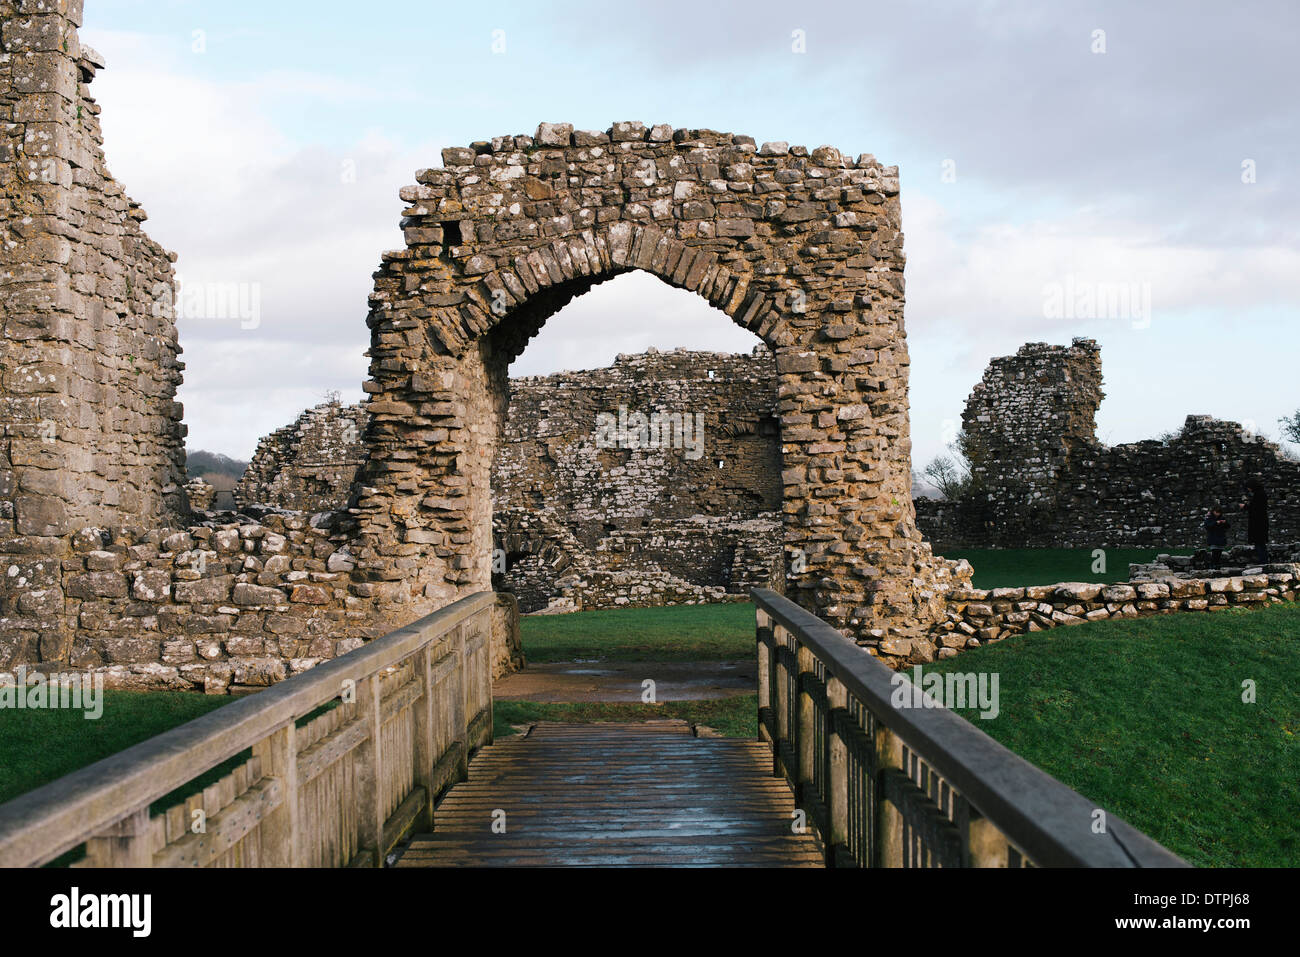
[
  {"xmin": 349, "ymin": 123, "xmax": 963, "ymax": 649},
  {"xmin": 487, "ymin": 271, "xmax": 780, "ymax": 614}
]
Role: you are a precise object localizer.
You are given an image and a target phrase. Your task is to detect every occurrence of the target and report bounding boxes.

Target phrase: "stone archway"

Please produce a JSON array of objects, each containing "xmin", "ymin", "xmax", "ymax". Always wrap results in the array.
[{"xmin": 350, "ymin": 122, "xmax": 962, "ymax": 643}]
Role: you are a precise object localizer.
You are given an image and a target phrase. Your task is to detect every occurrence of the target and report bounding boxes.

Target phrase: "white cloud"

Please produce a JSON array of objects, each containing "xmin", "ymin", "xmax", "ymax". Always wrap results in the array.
[
  {"xmin": 904, "ymin": 189, "xmax": 1300, "ymax": 470},
  {"xmin": 904, "ymin": 191, "xmax": 1300, "ymax": 338},
  {"xmin": 509, "ymin": 273, "xmax": 763, "ymax": 378},
  {"xmin": 83, "ymin": 28, "xmax": 438, "ymax": 459},
  {"xmin": 77, "ymin": 18, "xmax": 1300, "ymax": 478}
]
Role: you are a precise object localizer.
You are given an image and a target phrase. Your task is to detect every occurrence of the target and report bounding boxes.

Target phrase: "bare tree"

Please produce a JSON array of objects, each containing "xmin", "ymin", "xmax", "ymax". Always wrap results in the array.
[
  {"xmin": 921, "ymin": 428, "xmax": 986, "ymax": 501},
  {"xmin": 923, "ymin": 454, "xmax": 969, "ymax": 501},
  {"xmin": 1280, "ymin": 410, "xmax": 1300, "ymax": 446}
]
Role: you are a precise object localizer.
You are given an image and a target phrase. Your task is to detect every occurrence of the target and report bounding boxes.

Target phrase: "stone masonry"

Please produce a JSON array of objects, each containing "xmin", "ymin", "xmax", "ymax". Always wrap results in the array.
[
  {"xmin": 925, "ymin": 542, "xmax": 1300, "ymax": 664},
  {"xmin": 236, "ymin": 398, "xmax": 367, "ymax": 512},
  {"xmin": 0, "ymin": 3, "xmax": 523, "ymax": 691},
  {"xmin": 1, "ymin": 6, "xmax": 965, "ymax": 687},
  {"xmin": 493, "ymin": 346, "xmax": 783, "ymax": 612},
  {"xmin": 916, "ymin": 339, "xmax": 1300, "ymax": 548},
  {"xmin": 2, "ymin": 0, "xmax": 187, "ymax": 667},
  {"xmin": 237, "ymin": 347, "xmax": 785, "ymax": 614},
  {"xmin": 7, "ymin": 6, "xmax": 1285, "ymax": 686},
  {"xmin": 352, "ymin": 121, "xmax": 968, "ymax": 644},
  {"xmin": 928, "ymin": 562, "xmax": 1300, "ymax": 663}
]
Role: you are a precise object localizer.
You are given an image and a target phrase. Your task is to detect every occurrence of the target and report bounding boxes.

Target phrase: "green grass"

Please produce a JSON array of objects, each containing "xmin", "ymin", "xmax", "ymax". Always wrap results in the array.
[
  {"xmin": 922, "ymin": 601, "xmax": 1300, "ymax": 867},
  {"xmin": 520, "ymin": 601, "xmax": 754, "ymax": 662},
  {"xmin": 0, "ymin": 689, "xmax": 236, "ymax": 807},
  {"xmin": 7, "ymin": 548, "xmax": 1282, "ymax": 870},
  {"xmin": 943, "ymin": 547, "xmax": 1194, "ymax": 589},
  {"xmin": 506, "ymin": 603, "xmax": 760, "ymax": 739},
  {"xmin": 493, "ymin": 695, "xmax": 758, "ymax": 739}
]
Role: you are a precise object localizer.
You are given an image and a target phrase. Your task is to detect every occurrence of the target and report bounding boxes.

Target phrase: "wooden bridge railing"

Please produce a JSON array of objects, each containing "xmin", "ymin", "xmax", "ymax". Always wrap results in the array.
[
  {"xmin": 0, "ymin": 591, "xmax": 502, "ymax": 868},
  {"xmin": 753, "ymin": 588, "xmax": 1188, "ymax": 868}
]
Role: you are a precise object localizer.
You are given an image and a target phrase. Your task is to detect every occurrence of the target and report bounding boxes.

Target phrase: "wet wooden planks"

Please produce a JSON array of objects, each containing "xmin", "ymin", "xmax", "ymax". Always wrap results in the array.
[{"xmin": 395, "ymin": 722, "xmax": 824, "ymax": 867}]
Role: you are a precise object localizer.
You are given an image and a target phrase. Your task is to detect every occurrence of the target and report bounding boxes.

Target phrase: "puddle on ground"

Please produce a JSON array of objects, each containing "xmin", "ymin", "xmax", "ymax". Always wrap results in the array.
[{"xmin": 494, "ymin": 660, "xmax": 757, "ymax": 703}]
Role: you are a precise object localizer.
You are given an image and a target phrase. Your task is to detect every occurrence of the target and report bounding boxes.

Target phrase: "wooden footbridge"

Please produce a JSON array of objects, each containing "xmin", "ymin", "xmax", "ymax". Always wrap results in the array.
[
  {"xmin": 0, "ymin": 590, "xmax": 1185, "ymax": 869},
  {"xmin": 396, "ymin": 722, "xmax": 822, "ymax": 867}
]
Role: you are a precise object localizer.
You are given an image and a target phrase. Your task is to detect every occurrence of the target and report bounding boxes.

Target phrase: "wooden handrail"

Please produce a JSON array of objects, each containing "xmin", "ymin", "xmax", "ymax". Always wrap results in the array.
[
  {"xmin": 0, "ymin": 591, "xmax": 502, "ymax": 868},
  {"xmin": 752, "ymin": 587, "xmax": 1187, "ymax": 868}
]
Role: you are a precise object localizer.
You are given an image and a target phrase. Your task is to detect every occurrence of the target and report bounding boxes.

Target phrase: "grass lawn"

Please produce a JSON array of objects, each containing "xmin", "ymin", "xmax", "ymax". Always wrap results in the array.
[
  {"xmin": 922, "ymin": 601, "xmax": 1300, "ymax": 867},
  {"xmin": 0, "ymin": 689, "xmax": 235, "ymax": 808},
  {"xmin": 943, "ymin": 547, "xmax": 1194, "ymax": 589},
  {"xmin": 494, "ymin": 695, "xmax": 757, "ymax": 739},
  {"xmin": 7, "ymin": 551, "xmax": 1287, "ymax": 870},
  {"xmin": 520, "ymin": 601, "xmax": 755, "ymax": 662},
  {"xmin": 507, "ymin": 603, "xmax": 760, "ymax": 738}
]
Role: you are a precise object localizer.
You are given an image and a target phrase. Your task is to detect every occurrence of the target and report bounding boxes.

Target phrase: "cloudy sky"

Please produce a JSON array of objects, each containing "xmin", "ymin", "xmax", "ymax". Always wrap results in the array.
[{"xmin": 80, "ymin": 0, "xmax": 1298, "ymax": 470}]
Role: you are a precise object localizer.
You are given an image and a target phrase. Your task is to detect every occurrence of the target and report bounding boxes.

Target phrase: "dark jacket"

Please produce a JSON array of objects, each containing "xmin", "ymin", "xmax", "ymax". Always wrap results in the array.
[
  {"xmin": 1244, "ymin": 489, "xmax": 1269, "ymax": 545},
  {"xmin": 1204, "ymin": 511, "xmax": 1228, "ymax": 547}
]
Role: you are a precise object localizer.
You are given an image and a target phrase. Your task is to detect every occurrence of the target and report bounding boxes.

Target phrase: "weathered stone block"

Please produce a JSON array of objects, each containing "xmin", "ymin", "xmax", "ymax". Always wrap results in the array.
[
  {"xmin": 132, "ymin": 569, "xmax": 171, "ymax": 602},
  {"xmin": 66, "ymin": 571, "xmax": 127, "ymax": 599},
  {"xmin": 233, "ymin": 582, "xmax": 286, "ymax": 606},
  {"xmin": 173, "ymin": 575, "xmax": 235, "ymax": 604},
  {"xmin": 290, "ymin": 584, "xmax": 331, "ymax": 604}
]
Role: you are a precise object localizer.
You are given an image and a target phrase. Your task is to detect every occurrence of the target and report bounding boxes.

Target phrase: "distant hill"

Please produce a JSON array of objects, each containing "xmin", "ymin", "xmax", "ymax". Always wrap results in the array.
[
  {"xmin": 186, "ymin": 449, "xmax": 248, "ymax": 480},
  {"xmin": 186, "ymin": 450, "xmax": 248, "ymax": 510}
]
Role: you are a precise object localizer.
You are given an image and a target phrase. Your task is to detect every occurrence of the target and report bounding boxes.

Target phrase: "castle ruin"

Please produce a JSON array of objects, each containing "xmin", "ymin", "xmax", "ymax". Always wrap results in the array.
[
  {"xmin": 236, "ymin": 400, "xmax": 367, "ymax": 513},
  {"xmin": 2, "ymin": 1, "xmax": 962, "ymax": 688},
  {"xmin": 237, "ymin": 347, "xmax": 785, "ymax": 613},
  {"xmin": 916, "ymin": 338, "xmax": 1300, "ymax": 548}
]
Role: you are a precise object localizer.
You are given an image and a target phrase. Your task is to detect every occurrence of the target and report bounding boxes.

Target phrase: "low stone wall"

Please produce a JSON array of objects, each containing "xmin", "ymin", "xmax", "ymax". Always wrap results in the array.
[
  {"xmin": 539, "ymin": 569, "xmax": 751, "ymax": 614},
  {"xmin": 50, "ymin": 513, "xmax": 363, "ymax": 693},
  {"xmin": 896, "ymin": 563, "xmax": 1300, "ymax": 667},
  {"xmin": 1129, "ymin": 543, "xmax": 1300, "ymax": 579},
  {"xmin": 3, "ymin": 511, "xmax": 525, "ymax": 694}
]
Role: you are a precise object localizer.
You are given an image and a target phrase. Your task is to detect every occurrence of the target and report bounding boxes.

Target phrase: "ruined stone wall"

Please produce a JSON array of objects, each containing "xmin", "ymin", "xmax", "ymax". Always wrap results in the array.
[
  {"xmin": 236, "ymin": 348, "xmax": 785, "ymax": 614},
  {"xmin": 494, "ymin": 346, "xmax": 782, "ymax": 611},
  {"xmin": 923, "ymin": 562, "xmax": 1300, "ymax": 664},
  {"xmin": 2, "ymin": 0, "xmax": 187, "ymax": 667},
  {"xmin": 355, "ymin": 121, "xmax": 967, "ymax": 643},
  {"xmin": 9, "ymin": 507, "xmax": 523, "ymax": 691},
  {"xmin": 918, "ymin": 340, "xmax": 1300, "ymax": 549},
  {"xmin": 235, "ymin": 399, "xmax": 367, "ymax": 512},
  {"xmin": 1, "ymin": 77, "xmax": 964, "ymax": 685},
  {"xmin": 0, "ymin": 5, "xmax": 526, "ymax": 691},
  {"xmin": 963, "ymin": 338, "xmax": 1103, "ymax": 516},
  {"xmin": 59, "ymin": 514, "xmax": 363, "ymax": 693}
]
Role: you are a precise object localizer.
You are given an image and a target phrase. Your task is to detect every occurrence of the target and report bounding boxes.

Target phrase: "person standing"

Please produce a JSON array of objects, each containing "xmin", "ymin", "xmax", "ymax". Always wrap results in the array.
[
  {"xmin": 1240, "ymin": 478, "xmax": 1269, "ymax": 564},
  {"xmin": 1204, "ymin": 505, "xmax": 1228, "ymax": 569}
]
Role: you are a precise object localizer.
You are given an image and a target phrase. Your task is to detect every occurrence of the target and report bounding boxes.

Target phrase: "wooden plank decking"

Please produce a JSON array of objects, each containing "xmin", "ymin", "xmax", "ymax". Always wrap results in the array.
[{"xmin": 394, "ymin": 721, "xmax": 824, "ymax": 867}]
